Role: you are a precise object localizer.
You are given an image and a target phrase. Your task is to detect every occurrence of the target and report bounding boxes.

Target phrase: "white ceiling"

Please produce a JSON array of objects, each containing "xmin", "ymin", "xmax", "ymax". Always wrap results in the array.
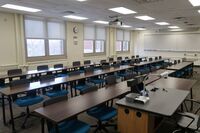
[{"xmin": 0, "ymin": 0, "xmax": 200, "ymax": 30}]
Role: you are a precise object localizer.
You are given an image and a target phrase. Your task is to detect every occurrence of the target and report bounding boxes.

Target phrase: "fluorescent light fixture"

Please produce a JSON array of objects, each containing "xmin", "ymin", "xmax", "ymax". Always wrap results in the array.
[
  {"xmin": 155, "ymin": 22, "xmax": 170, "ymax": 25},
  {"xmin": 121, "ymin": 25, "xmax": 132, "ymax": 28},
  {"xmin": 198, "ymin": 10, "xmax": 200, "ymax": 13},
  {"xmin": 109, "ymin": 7, "xmax": 136, "ymax": 15},
  {"xmin": 93, "ymin": 20, "xmax": 109, "ymax": 24},
  {"xmin": 1, "ymin": 4, "xmax": 41, "ymax": 12},
  {"xmin": 77, "ymin": 0, "xmax": 87, "ymax": 1},
  {"xmin": 135, "ymin": 28, "xmax": 146, "ymax": 30},
  {"xmin": 168, "ymin": 26, "xmax": 180, "ymax": 29},
  {"xmin": 135, "ymin": 15, "xmax": 155, "ymax": 21},
  {"xmin": 170, "ymin": 29, "xmax": 183, "ymax": 32},
  {"xmin": 64, "ymin": 15, "xmax": 88, "ymax": 20},
  {"xmin": 188, "ymin": 0, "xmax": 200, "ymax": 6}
]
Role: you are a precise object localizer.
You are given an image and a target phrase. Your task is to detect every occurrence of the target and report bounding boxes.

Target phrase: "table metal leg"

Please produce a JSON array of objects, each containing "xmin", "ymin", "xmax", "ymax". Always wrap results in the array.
[
  {"xmin": 190, "ymin": 88, "xmax": 193, "ymax": 111},
  {"xmin": 56, "ymin": 125, "xmax": 60, "ymax": 133},
  {"xmin": 2, "ymin": 94, "xmax": 6, "ymax": 125},
  {"xmin": 41, "ymin": 118, "xmax": 45, "ymax": 133},
  {"xmin": 8, "ymin": 95, "xmax": 16, "ymax": 133}
]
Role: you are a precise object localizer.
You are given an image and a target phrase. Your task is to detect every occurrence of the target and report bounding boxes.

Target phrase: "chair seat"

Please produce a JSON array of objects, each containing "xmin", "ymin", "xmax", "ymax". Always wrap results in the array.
[
  {"xmin": 90, "ymin": 79, "xmax": 105, "ymax": 84},
  {"xmin": 15, "ymin": 95, "xmax": 44, "ymax": 107},
  {"xmin": 75, "ymin": 85, "xmax": 89, "ymax": 91},
  {"xmin": 50, "ymin": 120, "xmax": 90, "ymax": 133},
  {"xmin": 87, "ymin": 106, "xmax": 117, "ymax": 122},
  {"xmin": 56, "ymin": 74, "xmax": 68, "ymax": 77},
  {"xmin": 46, "ymin": 90, "xmax": 68, "ymax": 98},
  {"xmin": 177, "ymin": 112, "xmax": 199, "ymax": 130}
]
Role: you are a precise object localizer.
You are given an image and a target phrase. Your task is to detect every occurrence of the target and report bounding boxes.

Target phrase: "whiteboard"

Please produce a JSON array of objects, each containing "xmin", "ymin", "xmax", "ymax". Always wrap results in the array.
[{"xmin": 144, "ymin": 33, "xmax": 200, "ymax": 52}]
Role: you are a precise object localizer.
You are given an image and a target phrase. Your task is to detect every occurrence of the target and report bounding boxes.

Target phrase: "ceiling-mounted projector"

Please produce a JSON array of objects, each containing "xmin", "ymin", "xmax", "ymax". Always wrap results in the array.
[{"xmin": 109, "ymin": 19, "xmax": 123, "ymax": 26}]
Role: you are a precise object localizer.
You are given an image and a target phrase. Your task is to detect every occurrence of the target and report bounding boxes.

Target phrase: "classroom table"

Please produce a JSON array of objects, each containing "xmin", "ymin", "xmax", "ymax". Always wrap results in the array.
[
  {"xmin": 116, "ymin": 77, "xmax": 196, "ymax": 133},
  {"xmin": 149, "ymin": 69, "xmax": 175, "ymax": 75},
  {"xmin": 0, "ymin": 65, "xmax": 134, "ymax": 133},
  {"xmin": 166, "ymin": 62, "xmax": 193, "ymax": 70},
  {"xmin": 34, "ymin": 81, "xmax": 131, "ymax": 133},
  {"xmin": 0, "ymin": 63, "xmax": 98, "ymax": 86},
  {"xmin": 132, "ymin": 59, "xmax": 165, "ymax": 67}
]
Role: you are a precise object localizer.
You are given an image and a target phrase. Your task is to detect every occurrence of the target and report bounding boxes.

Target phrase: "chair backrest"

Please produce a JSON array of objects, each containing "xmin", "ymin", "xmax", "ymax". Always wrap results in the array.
[
  {"xmin": 10, "ymin": 79, "xmax": 30, "ymax": 87},
  {"xmin": 72, "ymin": 61, "xmax": 81, "ymax": 67},
  {"xmin": 159, "ymin": 56, "xmax": 162, "ymax": 59},
  {"xmin": 113, "ymin": 61, "xmax": 120, "ymax": 68},
  {"xmin": 130, "ymin": 60, "xmax": 135, "ymax": 65},
  {"xmin": 68, "ymin": 71, "xmax": 81, "ymax": 76},
  {"xmin": 125, "ymin": 57, "xmax": 129, "ymax": 60},
  {"xmin": 105, "ymin": 75, "xmax": 117, "ymax": 85},
  {"xmin": 102, "ymin": 64, "xmax": 110, "ymax": 70},
  {"xmin": 80, "ymin": 85, "xmax": 98, "ymax": 95},
  {"xmin": 54, "ymin": 64, "xmax": 63, "ymax": 69},
  {"xmin": 43, "ymin": 95, "xmax": 68, "ymax": 107},
  {"xmin": 124, "ymin": 73, "xmax": 136, "ymax": 80},
  {"xmin": 135, "ymin": 59, "xmax": 140, "ymax": 64},
  {"xmin": 109, "ymin": 58, "xmax": 114, "ymax": 62},
  {"xmin": 174, "ymin": 60, "xmax": 177, "ymax": 65},
  {"xmin": 37, "ymin": 65, "xmax": 49, "ymax": 71},
  {"xmin": 84, "ymin": 66, "xmax": 94, "ymax": 73},
  {"xmin": 117, "ymin": 57, "xmax": 122, "ymax": 61},
  {"xmin": 149, "ymin": 58, "xmax": 153, "ymax": 62},
  {"xmin": 7, "ymin": 69, "xmax": 22, "ymax": 76},
  {"xmin": 136, "ymin": 55, "xmax": 139, "ymax": 58},
  {"xmin": 100, "ymin": 60, "xmax": 107, "ymax": 64},
  {"xmin": 131, "ymin": 56, "xmax": 135, "ymax": 59},
  {"xmin": 84, "ymin": 60, "xmax": 91, "ymax": 65},
  {"xmin": 39, "ymin": 75, "xmax": 55, "ymax": 82},
  {"xmin": 155, "ymin": 57, "xmax": 158, "ymax": 60}
]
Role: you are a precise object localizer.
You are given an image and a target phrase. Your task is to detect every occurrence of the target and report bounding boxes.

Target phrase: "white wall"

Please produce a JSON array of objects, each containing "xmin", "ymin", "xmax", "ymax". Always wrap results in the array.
[{"xmin": 134, "ymin": 30, "xmax": 200, "ymax": 65}]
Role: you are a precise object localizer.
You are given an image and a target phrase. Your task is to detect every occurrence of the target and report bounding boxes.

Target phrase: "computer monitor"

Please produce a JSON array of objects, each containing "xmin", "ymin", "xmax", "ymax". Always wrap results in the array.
[{"xmin": 127, "ymin": 75, "xmax": 146, "ymax": 94}]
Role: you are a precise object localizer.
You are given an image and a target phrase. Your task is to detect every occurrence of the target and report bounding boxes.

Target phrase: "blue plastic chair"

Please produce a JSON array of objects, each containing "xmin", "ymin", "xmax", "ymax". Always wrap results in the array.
[
  {"xmin": 10, "ymin": 79, "xmax": 44, "ymax": 128},
  {"xmin": 74, "ymin": 79, "xmax": 93, "ymax": 96},
  {"xmin": 39, "ymin": 75, "xmax": 68, "ymax": 98},
  {"xmin": 54, "ymin": 64, "xmax": 68, "ymax": 78},
  {"xmin": 43, "ymin": 96, "xmax": 90, "ymax": 133},
  {"xmin": 81, "ymin": 82, "xmax": 117, "ymax": 132}
]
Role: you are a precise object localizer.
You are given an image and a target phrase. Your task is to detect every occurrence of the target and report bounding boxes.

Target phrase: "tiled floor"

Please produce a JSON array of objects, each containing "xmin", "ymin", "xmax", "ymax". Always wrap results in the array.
[{"xmin": 1, "ymin": 67, "xmax": 200, "ymax": 133}]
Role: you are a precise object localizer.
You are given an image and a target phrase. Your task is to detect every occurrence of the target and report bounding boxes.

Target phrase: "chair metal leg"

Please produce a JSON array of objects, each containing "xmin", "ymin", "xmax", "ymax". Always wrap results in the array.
[
  {"xmin": 8, "ymin": 95, "xmax": 16, "ymax": 133},
  {"xmin": 2, "ymin": 94, "xmax": 6, "ymax": 125}
]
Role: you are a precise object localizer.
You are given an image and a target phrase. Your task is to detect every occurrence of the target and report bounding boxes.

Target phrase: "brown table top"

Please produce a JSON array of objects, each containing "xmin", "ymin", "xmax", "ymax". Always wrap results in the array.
[
  {"xmin": 34, "ymin": 81, "xmax": 130, "ymax": 123},
  {"xmin": 0, "ymin": 65, "xmax": 134, "ymax": 96},
  {"xmin": 149, "ymin": 69, "xmax": 175, "ymax": 75},
  {"xmin": 166, "ymin": 62, "xmax": 193, "ymax": 70},
  {"xmin": 182, "ymin": 58, "xmax": 198, "ymax": 62},
  {"xmin": 133, "ymin": 59, "xmax": 164, "ymax": 67},
  {"xmin": 149, "ymin": 77, "xmax": 196, "ymax": 91}
]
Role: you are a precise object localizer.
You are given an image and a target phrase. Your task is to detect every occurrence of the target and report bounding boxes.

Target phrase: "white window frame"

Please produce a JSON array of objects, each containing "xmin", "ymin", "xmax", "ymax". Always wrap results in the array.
[
  {"xmin": 24, "ymin": 16, "xmax": 66, "ymax": 62},
  {"xmin": 116, "ymin": 29, "xmax": 130, "ymax": 53},
  {"xmin": 84, "ymin": 25, "xmax": 106, "ymax": 56}
]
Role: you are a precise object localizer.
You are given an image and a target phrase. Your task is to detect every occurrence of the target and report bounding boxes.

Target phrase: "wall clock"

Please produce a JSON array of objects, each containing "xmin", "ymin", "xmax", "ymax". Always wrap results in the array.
[{"xmin": 73, "ymin": 26, "xmax": 78, "ymax": 34}]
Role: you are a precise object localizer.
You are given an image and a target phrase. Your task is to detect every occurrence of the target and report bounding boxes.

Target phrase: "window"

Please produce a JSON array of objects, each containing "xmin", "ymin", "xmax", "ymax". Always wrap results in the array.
[
  {"xmin": 24, "ymin": 17, "xmax": 66, "ymax": 60},
  {"xmin": 84, "ymin": 25, "xmax": 106, "ymax": 55},
  {"xmin": 116, "ymin": 29, "xmax": 130, "ymax": 52}
]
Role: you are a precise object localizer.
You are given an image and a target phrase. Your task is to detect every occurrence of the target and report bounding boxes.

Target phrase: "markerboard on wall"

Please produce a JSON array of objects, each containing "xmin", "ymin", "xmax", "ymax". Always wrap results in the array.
[{"xmin": 144, "ymin": 33, "xmax": 200, "ymax": 52}]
